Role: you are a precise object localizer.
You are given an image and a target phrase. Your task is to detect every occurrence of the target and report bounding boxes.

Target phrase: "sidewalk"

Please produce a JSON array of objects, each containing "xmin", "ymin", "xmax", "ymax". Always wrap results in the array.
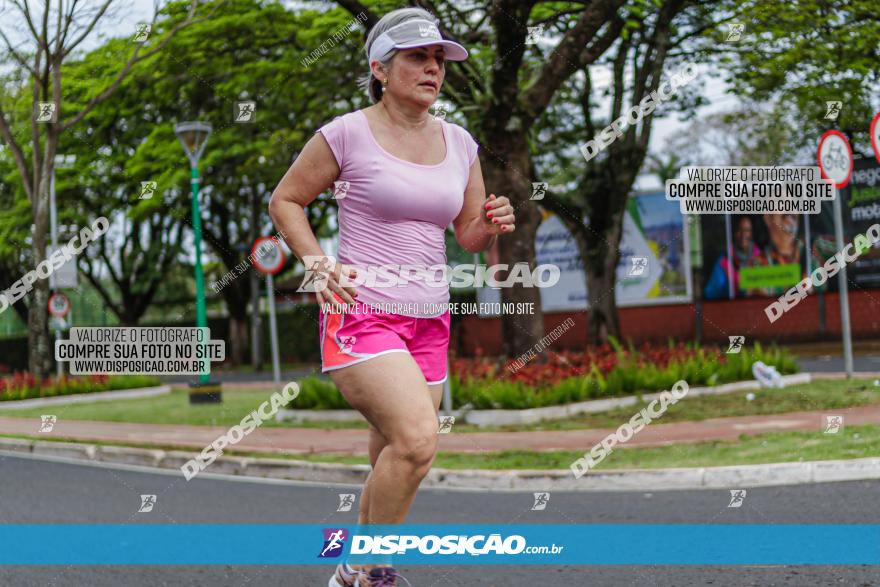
[{"xmin": 3, "ymin": 403, "xmax": 878, "ymax": 456}]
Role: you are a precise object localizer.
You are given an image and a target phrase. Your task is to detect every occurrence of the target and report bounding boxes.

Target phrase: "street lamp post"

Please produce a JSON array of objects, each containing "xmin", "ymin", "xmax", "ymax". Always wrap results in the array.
[
  {"xmin": 174, "ymin": 121, "xmax": 221, "ymax": 402},
  {"xmin": 51, "ymin": 154, "xmax": 77, "ymax": 379}
]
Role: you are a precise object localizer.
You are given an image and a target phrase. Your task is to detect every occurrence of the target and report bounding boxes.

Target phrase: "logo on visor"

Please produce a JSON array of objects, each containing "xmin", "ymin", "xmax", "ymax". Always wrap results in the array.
[{"xmin": 418, "ymin": 24, "xmax": 441, "ymax": 39}]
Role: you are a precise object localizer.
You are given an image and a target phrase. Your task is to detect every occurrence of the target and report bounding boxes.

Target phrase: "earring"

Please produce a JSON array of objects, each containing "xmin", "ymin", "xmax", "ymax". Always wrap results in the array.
[{"xmin": 382, "ymin": 78, "xmax": 388, "ymax": 86}]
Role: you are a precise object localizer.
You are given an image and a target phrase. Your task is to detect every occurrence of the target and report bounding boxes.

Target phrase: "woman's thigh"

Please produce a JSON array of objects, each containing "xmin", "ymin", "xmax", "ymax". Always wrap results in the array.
[{"xmin": 329, "ymin": 352, "xmax": 438, "ymax": 442}]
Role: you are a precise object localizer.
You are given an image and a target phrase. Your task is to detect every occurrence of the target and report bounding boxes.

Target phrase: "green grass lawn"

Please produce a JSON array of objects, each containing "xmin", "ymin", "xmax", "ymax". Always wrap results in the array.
[
  {"xmin": 289, "ymin": 425, "xmax": 880, "ymax": 470},
  {"xmin": 0, "ymin": 387, "xmax": 326, "ymax": 429},
  {"xmin": 6, "ymin": 424, "xmax": 878, "ymax": 471},
  {"xmin": 469, "ymin": 378, "xmax": 880, "ymax": 432},
  {"xmin": 1, "ymin": 379, "xmax": 875, "ymax": 433}
]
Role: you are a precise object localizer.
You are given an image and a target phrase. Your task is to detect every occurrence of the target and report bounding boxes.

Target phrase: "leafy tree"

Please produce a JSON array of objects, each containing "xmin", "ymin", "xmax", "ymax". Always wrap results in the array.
[
  {"xmin": 51, "ymin": 44, "xmax": 187, "ymax": 328},
  {"xmin": 536, "ymin": 0, "xmax": 727, "ymax": 342},
  {"xmin": 337, "ymin": 0, "xmax": 631, "ymax": 355},
  {"xmin": 0, "ymin": 159, "xmax": 32, "ymax": 327},
  {"xmin": 663, "ymin": 105, "xmax": 800, "ymax": 167},
  {"xmin": 0, "ymin": 0, "xmax": 209, "ymax": 378},
  {"xmin": 137, "ymin": 0, "xmax": 358, "ymax": 362},
  {"xmin": 720, "ymin": 0, "xmax": 880, "ymax": 158},
  {"xmin": 56, "ymin": 0, "xmax": 362, "ymax": 362}
]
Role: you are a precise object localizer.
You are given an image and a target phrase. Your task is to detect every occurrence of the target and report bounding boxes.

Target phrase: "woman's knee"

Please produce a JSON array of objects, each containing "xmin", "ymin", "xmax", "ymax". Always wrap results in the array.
[{"xmin": 389, "ymin": 422, "xmax": 439, "ymax": 474}]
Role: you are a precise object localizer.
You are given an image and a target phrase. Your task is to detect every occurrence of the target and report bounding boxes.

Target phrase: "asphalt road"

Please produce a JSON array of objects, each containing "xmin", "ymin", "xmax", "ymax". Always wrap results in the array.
[
  {"xmin": 798, "ymin": 354, "xmax": 880, "ymax": 375},
  {"xmin": 1, "ymin": 453, "xmax": 879, "ymax": 586}
]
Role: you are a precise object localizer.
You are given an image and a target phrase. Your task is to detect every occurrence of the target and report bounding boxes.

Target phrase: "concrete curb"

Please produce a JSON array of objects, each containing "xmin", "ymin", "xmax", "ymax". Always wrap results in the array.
[
  {"xmin": 276, "ymin": 374, "xmax": 813, "ymax": 427},
  {"xmin": 276, "ymin": 409, "xmax": 366, "ymax": 423},
  {"xmin": 3, "ymin": 436, "xmax": 878, "ymax": 491},
  {"xmin": 810, "ymin": 371, "xmax": 880, "ymax": 381},
  {"xmin": 0, "ymin": 385, "xmax": 171, "ymax": 410}
]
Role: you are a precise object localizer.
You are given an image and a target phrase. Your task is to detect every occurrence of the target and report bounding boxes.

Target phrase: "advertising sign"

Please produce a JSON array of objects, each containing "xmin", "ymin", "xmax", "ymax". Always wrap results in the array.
[
  {"xmin": 700, "ymin": 159, "xmax": 880, "ymax": 298},
  {"xmin": 478, "ymin": 192, "xmax": 691, "ymax": 314}
]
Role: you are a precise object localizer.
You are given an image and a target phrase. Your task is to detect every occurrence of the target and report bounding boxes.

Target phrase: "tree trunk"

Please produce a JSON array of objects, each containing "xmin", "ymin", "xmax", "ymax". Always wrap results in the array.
[
  {"xmin": 693, "ymin": 266, "xmax": 703, "ymax": 343},
  {"xmin": 229, "ymin": 314, "xmax": 248, "ymax": 365},
  {"xmin": 249, "ymin": 190, "xmax": 262, "ymax": 369},
  {"xmin": 584, "ymin": 192, "xmax": 627, "ymax": 344},
  {"xmin": 250, "ymin": 269, "xmax": 262, "ymax": 369},
  {"xmin": 29, "ymin": 171, "xmax": 52, "ymax": 379},
  {"xmin": 479, "ymin": 135, "xmax": 544, "ymax": 358},
  {"xmin": 585, "ymin": 246, "xmax": 622, "ymax": 343},
  {"xmin": 28, "ymin": 280, "xmax": 52, "ymax": 377}
]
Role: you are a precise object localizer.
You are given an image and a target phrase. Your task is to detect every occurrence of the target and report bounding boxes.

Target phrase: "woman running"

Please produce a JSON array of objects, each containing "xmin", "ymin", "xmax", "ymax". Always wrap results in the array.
[{"xmin": 269, "ymin": 7, "xmax": 515, "ymax": 586}]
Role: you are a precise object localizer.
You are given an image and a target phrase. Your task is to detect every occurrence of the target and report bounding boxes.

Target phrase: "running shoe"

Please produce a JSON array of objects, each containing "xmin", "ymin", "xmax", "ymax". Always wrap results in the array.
[
  {"xmin": 328, "ymin": 562, "xmax": 359, "ymax": 587},
  {"xmin": 328, "ymin": 564, "xmax": 413, "ymax": 587}
]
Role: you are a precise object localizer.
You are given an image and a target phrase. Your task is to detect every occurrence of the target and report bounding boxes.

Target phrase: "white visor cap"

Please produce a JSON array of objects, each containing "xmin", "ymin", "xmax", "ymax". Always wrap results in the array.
[{"xmin": 368, "ymin": 19, "xmax": 468, "ymax": 64}]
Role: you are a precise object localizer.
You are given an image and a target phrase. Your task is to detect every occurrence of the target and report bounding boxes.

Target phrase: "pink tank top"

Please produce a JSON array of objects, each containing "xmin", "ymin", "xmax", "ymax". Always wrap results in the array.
[{"xmin": 317, "ymin": 109, "xmax": 479, "ymax": 317}]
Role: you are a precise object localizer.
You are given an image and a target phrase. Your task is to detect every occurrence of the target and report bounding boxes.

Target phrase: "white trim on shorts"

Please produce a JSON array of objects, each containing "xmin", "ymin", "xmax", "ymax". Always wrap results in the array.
[
  {"xmin": 320, "ymin": 348, "xmax": 411, "ymax": 373},
  {"xmin": 320, "ymin": 348, "xmax": 448, "ymax": 385}
]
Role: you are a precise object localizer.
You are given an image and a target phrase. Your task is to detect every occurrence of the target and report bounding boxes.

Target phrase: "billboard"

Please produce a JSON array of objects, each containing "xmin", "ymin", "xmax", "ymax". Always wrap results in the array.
[
  {"xmin": 477, "ymin": 191, "xmax": 691, "ymax": 314},
  {"xmin": 811, "ymin": 158, "xmax": 880, "ymax": 289},
  {"xmin": 700, "ymin": 213, "xmax": 812, "ymax": 300},
  {"xmin": 700, "ymin": 158, "xmax": 880, "ymax": 299}
]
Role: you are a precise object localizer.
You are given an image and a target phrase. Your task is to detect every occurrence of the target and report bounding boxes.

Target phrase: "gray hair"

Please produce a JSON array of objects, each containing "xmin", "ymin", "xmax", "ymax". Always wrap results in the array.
[{"xmin": 359, "ymin": 7, "xmax": 440, "ymax": 103}]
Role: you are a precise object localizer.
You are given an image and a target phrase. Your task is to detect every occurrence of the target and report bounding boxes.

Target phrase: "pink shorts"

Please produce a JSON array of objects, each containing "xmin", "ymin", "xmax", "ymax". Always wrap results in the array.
[{"xmin": 318, "ymin": 297, "xmax": 451, "ymax": 385}]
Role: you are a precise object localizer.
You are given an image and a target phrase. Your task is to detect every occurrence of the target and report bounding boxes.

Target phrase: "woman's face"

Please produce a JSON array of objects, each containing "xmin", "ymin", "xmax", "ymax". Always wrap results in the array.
[
  {"xmin": 380, "ymin": 45, "xmax": 446, "ymax": 109},
  {"xmin": 764, "ymin": 213, "xmax": 798, "ymax": 245},
  {"xmin": 734, "ymin": 218, "xmax": 753, "ymax": 251}
]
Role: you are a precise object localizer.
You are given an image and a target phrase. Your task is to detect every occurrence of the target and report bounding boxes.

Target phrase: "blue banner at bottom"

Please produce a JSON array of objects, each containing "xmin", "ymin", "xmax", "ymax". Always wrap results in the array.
[{"xmin": 1, "ymin": 524, "xmax": 878, "ymax": 565}]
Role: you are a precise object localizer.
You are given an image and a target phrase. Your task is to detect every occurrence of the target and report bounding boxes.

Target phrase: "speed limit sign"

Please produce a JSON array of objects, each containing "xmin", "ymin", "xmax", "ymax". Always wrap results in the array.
[
  {"xmin": 48, "ymin": 292, "xmax": 71, "ymax": 318},
  {"xmin": 251, "ymin": 236, "xmax": 286, "ymax": 275}
]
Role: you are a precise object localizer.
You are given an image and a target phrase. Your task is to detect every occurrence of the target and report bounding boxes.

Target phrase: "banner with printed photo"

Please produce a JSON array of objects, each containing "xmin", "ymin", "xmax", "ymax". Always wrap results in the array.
[
  {"xmin": 477, "ymin": 192, "xmax": 691, "ymax": 314},
  {"xmin": 700, "ymin": 213, "xmax": 812, "ymax": 300},
  {"xmin": 699, "ymin": 158, "xmax": 880, "ymax": 299},
  {"xmin": 808, "ymin": 157, "xmax": 880, "ymax": 290}
]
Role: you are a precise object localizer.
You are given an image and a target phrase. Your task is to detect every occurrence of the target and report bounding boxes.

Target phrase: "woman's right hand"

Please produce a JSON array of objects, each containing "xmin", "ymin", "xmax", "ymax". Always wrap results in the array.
[{"xmin": 312, "ymin": 257, "xmax": 359, "ymax": 312}]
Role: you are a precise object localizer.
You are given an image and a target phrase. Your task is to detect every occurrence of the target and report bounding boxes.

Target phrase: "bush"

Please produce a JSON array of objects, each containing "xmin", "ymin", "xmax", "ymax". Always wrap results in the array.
[
  {"xmin": 450, "ymin": 342, "xmax": 799, "ymax": 409},
  {"xmin": 0, "ymin": 373, "xmax": 163, "ymax": 402},
  {"xmin": 282, "ymin": 342, "xmax": 800, "ymax": 411},
  {"xmin": 285, "ymin": 376, "xmax": 350, "ymax": 410}
]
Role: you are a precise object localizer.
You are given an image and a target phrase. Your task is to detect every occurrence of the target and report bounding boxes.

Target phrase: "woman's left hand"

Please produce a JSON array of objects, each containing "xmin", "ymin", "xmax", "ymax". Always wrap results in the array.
[{"xmin": 482, "ymin": 193, "xmax": 515, "ymax": 235}]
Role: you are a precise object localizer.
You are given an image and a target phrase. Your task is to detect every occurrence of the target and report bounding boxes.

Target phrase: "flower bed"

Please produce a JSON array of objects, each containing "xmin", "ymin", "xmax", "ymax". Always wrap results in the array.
[
  {"xmin": 452, "ymin": 340, "xmax": 798, "ymax": 409},
  {"xmin": 287, "ymin": 341, "xmax": 799, "ymax": 411},
  {"xmin": 0, "ymin": 373, "xmax": 163, "ymax": 402}
]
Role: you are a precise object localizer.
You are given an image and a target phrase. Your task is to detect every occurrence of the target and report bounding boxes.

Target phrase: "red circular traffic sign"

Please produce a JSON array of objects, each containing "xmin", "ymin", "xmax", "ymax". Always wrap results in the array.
[
  {"xmin": 817, "ymin": 130, "xmax": 853, "ymax": 189},
  {"xmin": 251, "ymin": 236, "xmax": 286, "ymax": 275},
  {"xmin": 870, "ymin": 112, "xmax": 880, "ymax": 165},
  {"xmin": 48, "ymin": 292, "xmax": 71, "ymax": 318}
]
